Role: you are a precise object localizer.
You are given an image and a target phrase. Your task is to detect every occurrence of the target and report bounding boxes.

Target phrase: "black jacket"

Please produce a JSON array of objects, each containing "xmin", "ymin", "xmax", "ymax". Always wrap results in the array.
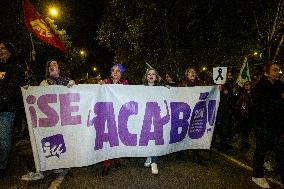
[
  {"xmin": 0, "ymin": 60, "xmax": 24, "ymax": 112},
  {"xmin": 252, "ymin": 75, "xmax": 283, "ymax": 130},
  {"xmin": 218, "ymin": 81, "xmax": 236, "ymax": 115}
]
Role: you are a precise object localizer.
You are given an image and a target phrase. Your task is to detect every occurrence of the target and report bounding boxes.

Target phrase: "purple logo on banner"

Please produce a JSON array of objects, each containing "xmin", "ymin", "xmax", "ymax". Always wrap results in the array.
[
  {"xmin": 188, "ymin": 92, "xmax": 208, "ymax": 139},
  {"xmin": 207, "ymin": 100, "xmax": 217, "ymax": 126},
  {"xmin": 41, "ymin": 134, "xmax": 66, "ymax": 158}
]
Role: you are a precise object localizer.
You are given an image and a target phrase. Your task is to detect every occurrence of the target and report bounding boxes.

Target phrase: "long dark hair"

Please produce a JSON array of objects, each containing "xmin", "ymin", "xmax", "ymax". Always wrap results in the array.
[
  {"xmin": 0, "ymin": 40, "xmax": 18, "ymax": 64},
  {"xmin": 45, "ymin": 59, "xmax": 70, "ymax": 79},
  {"xmin": 165, "ymin": 71, "xmax": 177, "ymax": 83}
]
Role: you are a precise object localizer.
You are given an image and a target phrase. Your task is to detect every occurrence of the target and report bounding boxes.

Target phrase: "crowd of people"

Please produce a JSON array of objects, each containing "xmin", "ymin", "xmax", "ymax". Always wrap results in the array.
[{"xmin": 0, "ymin": 39, "xmax": 283, "ymax": 188}]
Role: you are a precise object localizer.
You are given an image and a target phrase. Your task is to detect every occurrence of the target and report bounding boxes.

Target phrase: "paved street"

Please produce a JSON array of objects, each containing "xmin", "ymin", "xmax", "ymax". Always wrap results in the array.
[{"xmin": 0, "ymin": 138, "xmax": 283, "ymax": 189}]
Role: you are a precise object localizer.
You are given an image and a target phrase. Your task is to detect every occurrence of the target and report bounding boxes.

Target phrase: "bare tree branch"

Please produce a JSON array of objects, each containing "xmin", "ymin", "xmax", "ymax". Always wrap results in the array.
[
  {"xmin": 269, "ymin": 0, "xmax": 282, "ymax": 42},
  {"xmin": 253, "ymin": 11, "xmax": 264, "ymax": 40},
  {"xmin": 272, "ymin": 34, "xmax": 284, "ymax": 63}
]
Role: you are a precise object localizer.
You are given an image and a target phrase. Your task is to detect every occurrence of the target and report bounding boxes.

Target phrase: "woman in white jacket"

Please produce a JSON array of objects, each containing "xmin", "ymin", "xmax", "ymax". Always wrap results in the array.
[{"xmin": 22, "ymin": 59, "xmax": 74, "ymax": 181}]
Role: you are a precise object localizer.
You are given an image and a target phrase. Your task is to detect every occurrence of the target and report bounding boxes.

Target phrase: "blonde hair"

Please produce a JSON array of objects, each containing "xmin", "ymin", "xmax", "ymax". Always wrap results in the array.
[
  {"xmin": 184, "ymin": 67, "xmax": 197, "ymax": 79},
  {"xmin": 142, "ymin": 68, "xmax": 161, "ymax": 85}
]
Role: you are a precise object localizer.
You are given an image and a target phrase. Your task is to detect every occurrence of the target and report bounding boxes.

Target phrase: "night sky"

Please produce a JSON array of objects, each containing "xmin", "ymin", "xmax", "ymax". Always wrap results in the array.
[
  {"xmin": 39, "ymin": 0, "xmax": 112, "ymax": 77},
  {"xmin": 63, "ymin": 1, "xmax": 104, "ymax": 48},
  {"xmin": 33, "ymin": 0, "xmax": 270, "ymax": 79},
  {"xmin": 1, "ymin": 0, "xmax": 282, "ymax": 80},
  {"xmin": 67, "ymin": 0, "xmax": 112, "ymax": 77}
]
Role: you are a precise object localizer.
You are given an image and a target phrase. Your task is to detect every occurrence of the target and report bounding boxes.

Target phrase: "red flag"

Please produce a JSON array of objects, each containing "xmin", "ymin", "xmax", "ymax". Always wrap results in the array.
[{"xmin": 22, "ymin": 0, "xmax": 66, "ymax": 52}]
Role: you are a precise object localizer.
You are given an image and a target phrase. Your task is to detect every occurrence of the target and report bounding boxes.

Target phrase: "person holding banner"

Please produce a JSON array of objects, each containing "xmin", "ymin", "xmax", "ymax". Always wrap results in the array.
[
  {"xmin": 164, "ymin": 72, "xmax": 178, "ymax": 87},
  {"xmin": 0, "ymin": 40, "xmax": 24, "ymax": 178},
  {"xmin": 22, "ymin": 59, "xmax": 75, "ymax": 181},
  {"xmin": 179, "ymin": 67, "xmax": 204, "ymax": 87},
  {"xmin": 98, "ymin": 64, "xmax": 128, "ymax": 85},
  {"xmin": 39, "ymin": 59, "xmax": 75, "ymax": 87},
  {"xmin": 179, "ymin": 67, "xmax": 205, "ymax": 164},
  {"xmin": 99, "ymin": 64, "xmax": 128, "ymax": 176},
  {"xmin": 142, "ymin": 67, "xmax": 162, "ymax": 175}
]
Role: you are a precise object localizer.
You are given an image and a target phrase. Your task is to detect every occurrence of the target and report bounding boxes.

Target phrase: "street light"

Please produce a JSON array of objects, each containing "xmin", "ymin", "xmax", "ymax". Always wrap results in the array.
[
  {"xmin": 250, "ymin": 50, "xmax": 262, "ymax": 60},
  {"xmin": 48, "ymin": 7, "xmax": 59, "ymax": 18},
  {"xmin": 93, "ymin": 67, "xmax": 97, "ymax": 71},
  {"xmin": 80, "ymin": 50, "xmax": 86, "ymax": 56}
]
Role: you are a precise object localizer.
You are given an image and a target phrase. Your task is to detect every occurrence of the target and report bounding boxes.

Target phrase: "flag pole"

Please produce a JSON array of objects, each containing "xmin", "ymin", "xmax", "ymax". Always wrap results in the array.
[
  {"xmin": 146, "ymin": 62, "xmax": 153, "ymax": 69},
  {"xmin": 30, "ymin": 33, "xmax": 34, "ymax": 50},
  {"xmin": 29, "ymin": 33, "xmax": 36, "ymax": 61}
]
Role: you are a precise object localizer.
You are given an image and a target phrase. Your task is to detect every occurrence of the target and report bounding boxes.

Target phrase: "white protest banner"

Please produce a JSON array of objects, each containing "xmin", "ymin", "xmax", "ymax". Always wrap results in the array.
[
  {"xmin": 213, "ymin": 67, "xmax": 227, "ymax": 84},
  {"xmin": 21, "ymin": 85, "xmax": 220, "ymax": 171}
]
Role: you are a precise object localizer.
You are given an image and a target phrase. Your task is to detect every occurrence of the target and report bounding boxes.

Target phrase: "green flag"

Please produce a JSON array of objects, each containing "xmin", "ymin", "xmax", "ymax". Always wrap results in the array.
[{"xmin": 236, "ymin": 57, "xmax": 251, "ymax": 87}]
